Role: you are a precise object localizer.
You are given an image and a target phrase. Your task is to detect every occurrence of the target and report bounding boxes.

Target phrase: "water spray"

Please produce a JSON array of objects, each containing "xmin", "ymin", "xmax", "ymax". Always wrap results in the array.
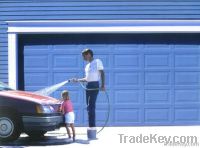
[{"xmin": 34, "ymin": 80, "xmax": 70, "ymax": 96}]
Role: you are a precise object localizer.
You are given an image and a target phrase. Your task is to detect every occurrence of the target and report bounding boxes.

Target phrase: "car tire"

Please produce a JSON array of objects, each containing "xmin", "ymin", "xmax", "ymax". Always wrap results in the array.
[
  {"xmin": 26, "ymin": 131, "xmax": 47, "ymax": 139},
  {"xmin": 0, "ymin": 113, "xmax": 21, "ymax": 142}
]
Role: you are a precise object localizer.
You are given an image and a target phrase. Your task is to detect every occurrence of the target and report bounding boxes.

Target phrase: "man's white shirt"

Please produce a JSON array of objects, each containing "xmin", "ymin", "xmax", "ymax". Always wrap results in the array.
[{"xmin": 85, "ymin": 59, "xmax": 104, "ymax": 82}]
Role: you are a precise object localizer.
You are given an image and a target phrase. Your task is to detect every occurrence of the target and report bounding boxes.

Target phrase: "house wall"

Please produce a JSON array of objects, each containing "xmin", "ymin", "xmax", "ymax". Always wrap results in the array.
[{"xmin": 1, "ymin": 0, "xmax": 200, "ymax": 83}]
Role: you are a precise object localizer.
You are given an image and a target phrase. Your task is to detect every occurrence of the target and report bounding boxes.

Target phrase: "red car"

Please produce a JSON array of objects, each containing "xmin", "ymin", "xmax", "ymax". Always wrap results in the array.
[{"xmin": 0, "ymin": 82, "xmax": 63, "ymax": 142}]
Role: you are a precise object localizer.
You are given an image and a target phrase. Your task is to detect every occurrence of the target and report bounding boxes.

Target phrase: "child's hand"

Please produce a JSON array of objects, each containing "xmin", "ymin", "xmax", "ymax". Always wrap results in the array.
[{"xmin": 58, "ymin": 105, "xmax": 62, "ymax": 112}]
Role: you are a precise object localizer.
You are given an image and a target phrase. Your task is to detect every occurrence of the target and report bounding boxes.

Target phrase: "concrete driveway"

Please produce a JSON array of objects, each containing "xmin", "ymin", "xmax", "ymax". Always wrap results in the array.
[{"xmin": 1, "ymin": 126, "xmax": 200, "ymax": 148}]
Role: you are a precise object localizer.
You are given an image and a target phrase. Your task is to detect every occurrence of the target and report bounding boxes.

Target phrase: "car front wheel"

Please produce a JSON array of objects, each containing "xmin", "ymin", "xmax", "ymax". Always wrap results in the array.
[{"xmin": 0, "ymin": 113, "xmax": 21, "ymax": 142}]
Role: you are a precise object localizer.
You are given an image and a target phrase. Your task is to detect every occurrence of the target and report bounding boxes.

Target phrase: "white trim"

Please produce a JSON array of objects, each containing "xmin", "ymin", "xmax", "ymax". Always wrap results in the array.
[
  {"xmin": 7, "ymin": 26, "xmax": 200, "ymax": 33},
  {"xmin": 8, "ymin": 33, "xmax": 18, "ymax": 89},
  {"xmin": 6, "ymin": 20, "xmax": 200, "ymax": 89},
  {"xmin": 6, "ymin": 20, "xmax": 200, "ymax": 33}
]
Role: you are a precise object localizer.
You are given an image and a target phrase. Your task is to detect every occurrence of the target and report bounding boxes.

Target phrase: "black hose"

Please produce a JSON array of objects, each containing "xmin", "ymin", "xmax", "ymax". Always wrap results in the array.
[{"xmin": 78, "ymin": 82, "xmax": 110, "ymax": 134}]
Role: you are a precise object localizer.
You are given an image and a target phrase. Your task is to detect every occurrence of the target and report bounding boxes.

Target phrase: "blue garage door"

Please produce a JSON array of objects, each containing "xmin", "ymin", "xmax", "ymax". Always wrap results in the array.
[{"xmin": 22, "ymin": 34, "xmax": 200, "ymax": 126}]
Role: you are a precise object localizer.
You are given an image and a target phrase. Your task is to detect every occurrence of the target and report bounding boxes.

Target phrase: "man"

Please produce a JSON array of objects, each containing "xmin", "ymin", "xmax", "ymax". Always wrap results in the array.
[{"xmin": 74, "ymin": 48, "xmax": 105, "ymax": 127}]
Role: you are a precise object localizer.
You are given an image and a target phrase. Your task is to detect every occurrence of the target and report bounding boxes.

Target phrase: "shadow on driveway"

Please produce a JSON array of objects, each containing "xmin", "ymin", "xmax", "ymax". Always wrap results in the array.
[{"xmin": 0, "ymin": 134, "xmax": 90, "ymax": 147}]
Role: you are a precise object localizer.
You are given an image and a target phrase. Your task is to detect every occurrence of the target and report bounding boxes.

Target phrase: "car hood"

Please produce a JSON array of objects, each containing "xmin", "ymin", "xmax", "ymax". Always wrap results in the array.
[{"xmin": 0, "ymin": 90, "xmax": 60, "ymax": 104}]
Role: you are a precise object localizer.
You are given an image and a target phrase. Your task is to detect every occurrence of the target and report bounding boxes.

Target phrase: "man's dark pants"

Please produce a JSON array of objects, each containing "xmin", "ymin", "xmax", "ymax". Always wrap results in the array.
[{"xmin": 86, "ymin": 81, "xmax": 99, "ymax": 127}]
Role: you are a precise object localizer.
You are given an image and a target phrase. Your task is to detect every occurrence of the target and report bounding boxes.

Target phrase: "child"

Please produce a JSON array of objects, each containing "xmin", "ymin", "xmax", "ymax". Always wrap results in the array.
[{"xmin": 61, "ymin": 90, "xmax": 76, "ymax": 142}]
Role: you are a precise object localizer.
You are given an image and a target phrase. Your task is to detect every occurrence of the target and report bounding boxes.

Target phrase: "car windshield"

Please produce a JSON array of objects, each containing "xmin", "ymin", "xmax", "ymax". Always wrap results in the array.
[{"xmin": 0, "ymin": 82, "xmax": 13, "ymax": 91}]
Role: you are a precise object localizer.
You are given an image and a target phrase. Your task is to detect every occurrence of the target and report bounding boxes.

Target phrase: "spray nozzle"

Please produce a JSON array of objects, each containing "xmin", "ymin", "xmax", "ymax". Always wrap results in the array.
[
  {"xmin": 68, "ymin": 78, "xmax": 78, "ymax": 83},
  {"xmin": 67, "ymin": 79, "xmax": 73, "ymax": 83}
]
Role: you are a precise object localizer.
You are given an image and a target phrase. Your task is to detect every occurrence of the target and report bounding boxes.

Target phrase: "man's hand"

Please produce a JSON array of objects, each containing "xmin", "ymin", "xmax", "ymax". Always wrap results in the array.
[
  {"xmin": 69, "ymin": 78, "xmax": 78, "ymax": 83},
  {"xmin": 100, "ymin": 85, "xmax": 106, "ymax": 91},
  {"xmin": 70, "ymin": 78, "xmax": 87, "ymax": 83},
  {"xmin": 72, "ymin": 78, "xmax": 79, "ymax": 82}
]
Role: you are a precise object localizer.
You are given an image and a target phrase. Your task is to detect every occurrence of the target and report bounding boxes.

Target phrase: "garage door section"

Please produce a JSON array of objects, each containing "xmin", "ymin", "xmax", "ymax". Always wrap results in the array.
[{"xmin": 22, "ymin": 34, "xmax": 200, "ymax": 126}]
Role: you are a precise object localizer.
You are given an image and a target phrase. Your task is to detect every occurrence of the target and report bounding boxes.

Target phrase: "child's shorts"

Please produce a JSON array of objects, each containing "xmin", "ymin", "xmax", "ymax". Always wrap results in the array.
[{"xmin": 65, "ymin": 112, "xmax": 75, "ymax": 124}]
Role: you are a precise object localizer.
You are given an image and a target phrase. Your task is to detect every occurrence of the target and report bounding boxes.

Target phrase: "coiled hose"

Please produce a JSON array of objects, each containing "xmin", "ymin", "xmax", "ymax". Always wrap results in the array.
[{"xmin": 78, "ymin": 81, "xmax": 110, "ymax": 134}]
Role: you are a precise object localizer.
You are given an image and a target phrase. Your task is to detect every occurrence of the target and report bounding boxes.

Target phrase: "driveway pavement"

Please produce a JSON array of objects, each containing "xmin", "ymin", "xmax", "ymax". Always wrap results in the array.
[{"xmin": 1, "ymin": 126, "xmax": 200, "ymax": 148}]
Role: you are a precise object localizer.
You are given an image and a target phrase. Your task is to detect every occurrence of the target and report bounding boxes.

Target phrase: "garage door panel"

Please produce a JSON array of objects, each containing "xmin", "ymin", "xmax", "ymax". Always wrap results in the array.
[
  {"xmin": 144, "ymin": 108, "xmax": 170, "ymax": 123},
  {"xmin": 145, "ymin": 89, "xmax": 171, "ymax": 104},
  {"xmin": 175, "ymin": 72, "xmax": 200, "ymax": 85},
  {"xmin": 25, "ymin": 55, "xmax": 49, "ymax": 69},
  {"xmin": 145, "ymin": 54, "xmax": 170, "ymax": 68},
  {"xmin": 53, "ymin": 54, "xmax": 80, "ymax": 68},
  {"xmin": 24, "ymin": 45, "xmax": 50, "ymax": 53},
  {"xmin": 175, "ymin": 54, "xmax": 200, "ymax": 68},
  {"xmin": 175, "ymin": 108, "xmax": 199, "ymax": 122},
  {"xmin": 114, "ymin": 72, "xmax": 140, "ymax": 86},
  {"xmin": 145, "ymin": 72, "xmax": 170, "ymax": 85},
  {"xmin": 144, "ymin": 44, "xmax": 171, "ymax": 50},
  {"xmin": 175, "ymin": 89, "xmax": 200, "ymax": 103},
  {"xmin": 25, "ymin": 72, "xmax": 49, "ymax": 86},
  {"xmin": 114, "ymin": 108, "xmax": 141, "ymax": 124},
  {"xmin": 174, "ymin": 45, "xmax": 200, "ymax": 50},
  {"xmin": 114, "ymin": 90, "xmax": 140, "ymax": 105},
  {"xmin": 114, "ymin": 45, "xmax": 141, "ymax": 54},
  {"xmin": 114, "ymin": 54, "xmax": 140, "ymax": 68},
  {"xmin": 52, "ymin": 45, "xmax": 82, "ymax": 53}
]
